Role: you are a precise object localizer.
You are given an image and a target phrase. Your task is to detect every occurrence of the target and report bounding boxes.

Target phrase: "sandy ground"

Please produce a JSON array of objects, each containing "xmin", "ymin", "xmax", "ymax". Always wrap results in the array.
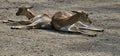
[{"xmin": 0, "ymin": 0, "xmax": 120, "ymax": 56}]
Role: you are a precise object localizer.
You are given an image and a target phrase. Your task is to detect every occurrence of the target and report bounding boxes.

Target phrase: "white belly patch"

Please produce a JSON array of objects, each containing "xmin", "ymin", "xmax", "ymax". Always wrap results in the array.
[
  {"xmin": 31, "ymin": 15, "xmax": 51, "ymax": 24},
  {"xmin": 60, "ymin": 25, "xmax": 79, "ymax": 32},
  {"xmin": 60, "ymin": 26, "xmax": 71, "ymax": 31},
  {"xmin": 32, "ymin": 15, "xmax": 42, "ymax": 22}
]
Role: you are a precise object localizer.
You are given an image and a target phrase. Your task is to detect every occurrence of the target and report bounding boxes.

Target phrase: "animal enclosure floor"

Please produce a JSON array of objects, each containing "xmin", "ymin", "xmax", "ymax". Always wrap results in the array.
[{"xmin": 0, "ymin": 0, "xmax": 120, "ymax": 56}]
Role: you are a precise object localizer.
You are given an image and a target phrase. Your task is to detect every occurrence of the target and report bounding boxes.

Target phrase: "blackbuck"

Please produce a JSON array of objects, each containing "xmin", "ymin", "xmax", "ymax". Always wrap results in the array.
[
  {"xmin": 10, "ymin": 5, "xmax": 52, "ymax": 29},
  {"xmin": 51, "ymin": 10, "xmax": 104, "ymax": 33}
]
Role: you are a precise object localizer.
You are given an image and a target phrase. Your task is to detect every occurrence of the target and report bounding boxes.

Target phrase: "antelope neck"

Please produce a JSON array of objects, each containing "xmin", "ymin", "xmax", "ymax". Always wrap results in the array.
[
  {"xmin": 64, "ymin": 14, "xmax": 80, "ymax": 25},
  {"xmin": 25, "ymin": 10, "xmax": 36, "ymax": 20}
]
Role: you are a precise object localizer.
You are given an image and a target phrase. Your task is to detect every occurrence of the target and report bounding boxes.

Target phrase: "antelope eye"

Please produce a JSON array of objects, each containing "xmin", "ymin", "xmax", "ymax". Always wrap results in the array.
[
  {"xmin": 83, "ymin": 14, "xmax": 87, "ymax": 17},
  {"xmin": 86, "ymin": 14, "xmax": 88, "ymax": 17},
  {"xmin": 19, "ymin": 8, "xmax": 23, "ymax": 11}
]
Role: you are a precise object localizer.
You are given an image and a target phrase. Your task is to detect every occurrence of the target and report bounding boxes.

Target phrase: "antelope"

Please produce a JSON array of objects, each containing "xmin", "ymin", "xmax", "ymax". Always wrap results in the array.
[
  {"xmin": 10, "ymin": 5, "xmax": 103, "ymax": 36},
  {"xmin": 51, "ymin": 10, "xmax": 104, "ymax": 33},
  {"xmin": 10, "ymin": 5, "xmax": 52, "ymax": 29}
]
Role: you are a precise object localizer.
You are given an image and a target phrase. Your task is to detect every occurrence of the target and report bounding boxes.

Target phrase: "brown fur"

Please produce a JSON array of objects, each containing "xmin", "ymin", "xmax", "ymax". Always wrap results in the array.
[
  {"xmin": 11, "ymin": 5, "xmax": 52, "ymax": 29},
  {"xmin": 51, "ymin": 10, "xmax": 92, "ymax": 30}
]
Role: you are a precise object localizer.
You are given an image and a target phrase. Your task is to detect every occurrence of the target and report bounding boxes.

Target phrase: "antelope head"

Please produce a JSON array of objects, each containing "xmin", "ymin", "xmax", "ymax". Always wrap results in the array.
[
  {"xmin": 16, "ymin": 5, "xmax": 33, "ymax": 16},
  {"xmin": 71, "ymin": 10, "xmax": 92, "ymax": 24}
]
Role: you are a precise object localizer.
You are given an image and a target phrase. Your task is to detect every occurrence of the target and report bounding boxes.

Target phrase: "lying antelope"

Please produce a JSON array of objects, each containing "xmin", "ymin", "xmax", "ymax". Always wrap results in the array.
[
  {"xmin": 10, "ymin": 5, "xmax": 103, "ymax": 36},
  {"xmin": 10, "ymin": 5, "xmax": 52, "ymax": 29},
  {"xmin": 51, "ymin": 10, "xmax": 104, "ymax": 33}
]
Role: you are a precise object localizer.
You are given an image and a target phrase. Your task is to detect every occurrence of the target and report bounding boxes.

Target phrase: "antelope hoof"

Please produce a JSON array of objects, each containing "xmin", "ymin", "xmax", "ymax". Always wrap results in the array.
[
  {"xmin": 101, "ymin": 30, "xmax": 104, "ymax": 32},
  {"xmin": 88, "ymin": 34, "xmax": 97, "ymax": 37},
  {"xmin": 11, "ymin": 26, "xmax": 20, "ymax": 29},
  {"xmin": 96, "ymin": 29, "xmax": 104, "ymax": 32},
  {"xmin": 8, "ymin": 19, "xmax": 14, "ymax": 22},
  {"xmin": 2, "ymin": 20, "xmax": 9, "ymax": 23}
]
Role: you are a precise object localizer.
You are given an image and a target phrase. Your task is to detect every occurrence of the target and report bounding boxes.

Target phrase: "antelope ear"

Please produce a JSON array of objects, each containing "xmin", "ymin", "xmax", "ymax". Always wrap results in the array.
[
  {"xmin": 71, "ymin": 11, "xmax": 79, "ymax": 14},
  {"xmin": 89, "ymin": 12, "xmax": 93, "ymax": 14},
  {"xmin": 28, "ymin": 6, "xmax": 33, "ymax": 9},
  {"xmin": 71, "ymin": 10, "xmax": 85, "ymax": 14},
  {"xmin": 81, "ymin": 10, "xmax": 88, "ymax": 14},
  {"xmin": 43, "ymin": 14, "xmax": 50, "ymax": 18},
  {"xmin": 19, "ymin": 5, "xmax": 33, "ymax": 9}
]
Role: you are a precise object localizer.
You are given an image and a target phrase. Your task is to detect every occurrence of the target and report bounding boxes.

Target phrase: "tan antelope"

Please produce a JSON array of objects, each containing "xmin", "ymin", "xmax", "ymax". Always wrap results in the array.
[
  {"xmin": 10, "ymin": 5, "xmax": 52, "ymax": 29},
  {"xmin": 9, "ymin": 5, "xmax": 103, "ymax": 36},
  {"xmin": 51, "ymin": 10, "xmax": 104, "ymax": 33}
]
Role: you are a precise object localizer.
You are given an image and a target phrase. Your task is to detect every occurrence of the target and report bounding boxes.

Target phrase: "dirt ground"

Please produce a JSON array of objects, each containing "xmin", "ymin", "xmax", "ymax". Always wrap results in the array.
[{"xmin": 0, "ymin": 0, "xmax": 120, "ymax": 56}]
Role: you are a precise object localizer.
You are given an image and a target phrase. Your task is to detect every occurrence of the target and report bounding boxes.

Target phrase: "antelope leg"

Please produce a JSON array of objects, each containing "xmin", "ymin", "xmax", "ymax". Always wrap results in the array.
[
  {"xmin": 3, "ymin": 19, "xmax": 19, "ymax": 23},
  {"xmin": 60, "ymin": 25, "xmax": 97, "ymax": 37},
  {"xmin": 2, "ymin": 20, "xmax": 13, "ymax": 23},
  {"xmin": 76, "ymin": 21, "xmax": 89, "ymax": 27},
  {"xmin": 11, "ymin": 25, "xmax": 28, "ymax": 29},
  {"xmin": 78, "ymin": 26, "xmax": 104, "ymax": 32},
  {"xmin": 60, "ymin": 24, "xmax": 81, "ymax": 32},
  {"xmin": 11, "ymin": 22, "xmax": 36, "ymax": 29},
  {"xmin": 75, "ymin": 21, "xmax": 104, "ymax": 32}
]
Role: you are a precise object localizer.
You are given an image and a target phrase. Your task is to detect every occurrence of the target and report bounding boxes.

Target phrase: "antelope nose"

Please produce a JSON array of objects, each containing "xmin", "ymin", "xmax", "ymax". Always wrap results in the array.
[
  {"xmin": 89, "ymin": 21, "xmax": 92, "ymax": 24},
  {"xmin": 16, "ymin": 13, "xmax": 19, "ymax": 16}
]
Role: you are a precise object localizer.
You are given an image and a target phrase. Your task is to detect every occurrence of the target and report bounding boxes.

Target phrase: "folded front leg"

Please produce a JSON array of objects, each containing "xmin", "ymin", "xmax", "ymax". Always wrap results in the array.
[
  {"xmin": 78, "ymin": 26, "xmax": 104, "ymax": 32},
  {"xmin": 60, "ymin": 24, "xmax": 97, "ymax": 37},
  {"xmin": 75, "ymin": 21, "xmax": 89, "ymax": 27},
  {"xmin": 75, "ymin": 21, "xmax": 104, "ymax": 32},
  {"xmin": 60, "ymin": 24, "xmax": 81, "ymax": 32}
]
